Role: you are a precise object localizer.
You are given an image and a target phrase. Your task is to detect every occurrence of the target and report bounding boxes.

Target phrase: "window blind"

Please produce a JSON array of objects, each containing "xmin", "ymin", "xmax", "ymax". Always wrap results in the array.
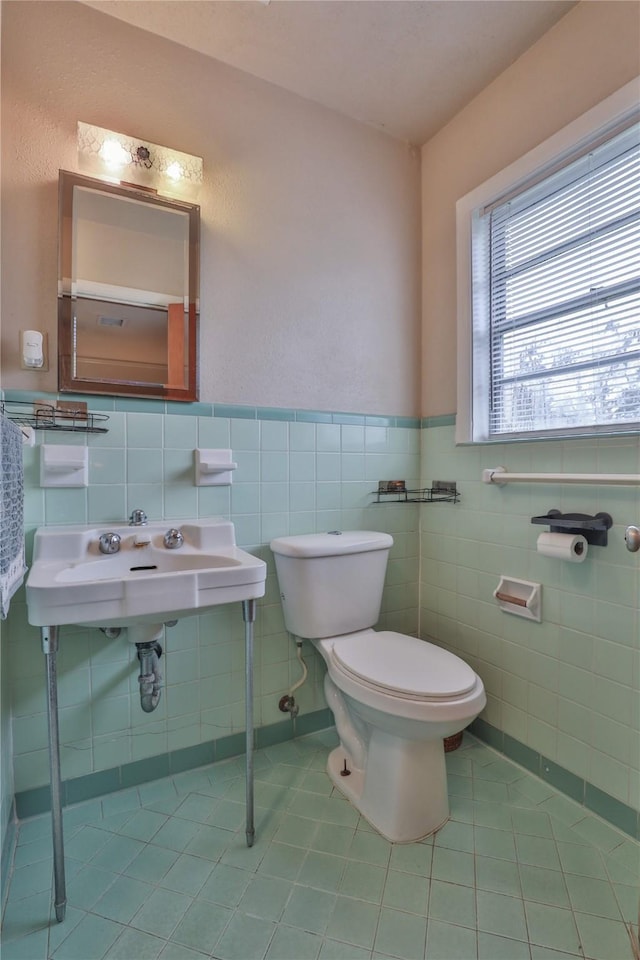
[{"xmin": 482, "ymin": 121, "xmax": 640, "ymax": 439}]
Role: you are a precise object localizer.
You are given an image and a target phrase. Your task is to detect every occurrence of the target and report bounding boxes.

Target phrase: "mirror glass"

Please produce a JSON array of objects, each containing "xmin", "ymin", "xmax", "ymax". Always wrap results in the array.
[{"xmin": 58, "ymin": 170, "xmax": 199, "ymax": 401}]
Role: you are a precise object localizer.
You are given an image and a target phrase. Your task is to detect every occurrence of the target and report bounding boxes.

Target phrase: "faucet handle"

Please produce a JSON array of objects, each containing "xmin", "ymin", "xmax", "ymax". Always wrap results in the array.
[
  {"xmin": 129, "ymin": 509, "xmax": 148, "ymax": 526},
  {"xmin": 163, "ymin": 528, "xmax": 184, "ymax": 550},
  {"xmin": 99, "ymin": 532, "xmax": 121, "ymax": 555}
]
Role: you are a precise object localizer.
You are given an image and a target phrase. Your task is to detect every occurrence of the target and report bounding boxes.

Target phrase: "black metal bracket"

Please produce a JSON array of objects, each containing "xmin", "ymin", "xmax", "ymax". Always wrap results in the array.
[{"xmin": 531, "ymin": 509, "xmax": 613, "ymax": 546}]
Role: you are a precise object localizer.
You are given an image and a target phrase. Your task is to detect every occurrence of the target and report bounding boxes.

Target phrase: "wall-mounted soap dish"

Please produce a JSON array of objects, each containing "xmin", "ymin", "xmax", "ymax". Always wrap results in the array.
[{"xmin": 194, "ymin": 449, "xmax": 237, "ymax": 486}]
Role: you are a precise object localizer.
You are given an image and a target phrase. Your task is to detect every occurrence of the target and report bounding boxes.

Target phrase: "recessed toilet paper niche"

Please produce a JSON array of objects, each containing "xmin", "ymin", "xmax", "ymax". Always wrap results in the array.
[{"xmin": 494, "ymin": 577, "xmax": 541, "ymax": 621}]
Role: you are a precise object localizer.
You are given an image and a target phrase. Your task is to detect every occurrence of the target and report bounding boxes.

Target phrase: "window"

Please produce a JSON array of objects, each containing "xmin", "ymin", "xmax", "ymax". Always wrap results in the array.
[{"xmin": 457, "ymin": 81, "xmax": 640, "ymax": 443}]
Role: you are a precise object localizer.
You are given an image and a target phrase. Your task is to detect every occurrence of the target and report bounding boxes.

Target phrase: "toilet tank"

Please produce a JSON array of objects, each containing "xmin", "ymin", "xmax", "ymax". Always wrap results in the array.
[{"xmin": 270, "ymin": 531, "xmax": 393, "ymax": 639}]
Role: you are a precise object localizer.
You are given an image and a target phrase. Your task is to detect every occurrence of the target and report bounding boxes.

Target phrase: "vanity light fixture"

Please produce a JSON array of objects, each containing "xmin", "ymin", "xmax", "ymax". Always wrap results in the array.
[{"xmin": 77, "ymin": 122, "xmax": 203, "ymax": 200}]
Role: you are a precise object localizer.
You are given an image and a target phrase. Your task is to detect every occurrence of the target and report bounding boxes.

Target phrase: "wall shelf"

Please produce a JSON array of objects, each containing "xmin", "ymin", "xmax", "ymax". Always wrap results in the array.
[
  {"xmin": 372, "ymin": 480, "xmax": 460, "ymax": 504},
  {"xmin": 531, "ymin": 509, "xmax": 613, "ymax": 547},
  {"xmin": 1, "ymin": 399, "xmax": 109, "ymax": 434}
]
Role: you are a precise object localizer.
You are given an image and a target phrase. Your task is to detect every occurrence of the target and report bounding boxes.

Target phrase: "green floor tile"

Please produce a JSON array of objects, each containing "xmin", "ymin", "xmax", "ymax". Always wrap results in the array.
[
  {"xmin": 297, "ymin": 850, "xmax": 346, "ymax": 891},
  {"xmin": 475, "ymin": 854, "xmax": 520, "ymax": 896},
  {"xmin": 239, "ymin": 874, "xmax": 294, "ymax": 920},
  {"xmin": 339, "ymin": 860, "xmax": 386, "ymax": 902},
  {"xmin": 347, "ymin": 829, "xmax": 392, "ymax": 866},
  {"xmin": 565, "ymin": 873, "xmax": 622, "ymax": 920},
  {"xmin": 515, "ymin": 834, "xmax": 562, "ymax": 870},
  {"xmin": 478, "ymin": 931, "xmax": 531, "ymax": 959},
  {"xmin": 519, "ymin": 863, "xmax": 571, "ymax": 908},
  {"xmin": 382, "ymin": 868, "xmax": 429, "ymax": 916},
  {"xmin": 214, "ymin": 912, "xmax": 276, "ymax": 960},
  {"xmin": 311, "ymin": 822, "xmax": 356, "ymax": 856},
  {"xmin": 525, "ymin": 901, "xmax": 581, "ymax": 954},
  {"xmin": 158, "ymin": 853, "xmax": 214, "ymax": 897},
  {"xmin": 389, "ymin": 841, "xmax": 433, "ymax": 877},
  {"xmin": 556, "ymin": 841, "xmax": 607, "ymax": 879},
  {"xmin": 574, "ymin": 911, "xmax": 633, "ymax": 959},
  {"xmin": 170, "ymin": 899, "xmax": 233, "ymax": 954},
  {"xmin": 265, "ymin": 924, "xmax": 323, "ymax": 960},
  {"xmin": 196, "ymin": 863, "xmax": 250, "ymax": 908},
  {"xmin": 473, "ymin": 825, "xmax": 517, "ymax": 861},
  {"xmin": 93, "ymin": 874, "xmax": 154, "ymax": 923},
  {"xmin": 431, "ymin": 846, "xmax": 475, "ymax": 885},
  {"xmin": 326, "ymin": 896, "xmax": 380, "ymax": 950},
  {"xmin": 130, "ymin": 887, "xmax": 193, "ymax": 940},
  {"xmin": 429, "ymin": 878, "xmax": 477, "ymax": 928},
  {"xmin": 7, "ymin": 732, "xmax": 640, "ymax": 960},
  {"xmin": 66, "ymin": 863, "xmax": 118, "ymax": 911},
  {"xmin": 433, "ymin": 819, "xmax": 475, "ymax": 853},
  {"xmin": 124, "ymin": 843, "xmax": 178, "ymax": 882},
  {"xmin": 1, "ymin": 928, "xmax": 49, "ymax": 960},
  {"xmin": 282, "ymin": 885, "xmax": 337, "ymax": 934},
  {"xmin": 318, "ymin": 939, "xmax": 371, "ymax": 959},
  {"xmin": 51, "ymin": 913, "xmax": 124, "ymax": 960},
  {"xmin": 104, "ymin": 927, "xmax": 166, "ymax": 959},
  {"xmin": 477, "ymin": 889, "xmax": 528, "ymax": 941},
  {"xmin": 374, "ymin": 906, "xmax": 427, "ymax": 959},
  {"xmin": 425, "ymin": 919, "xmax": 477, "ymax": 959},
  {"xmin": 257, "ymin": 841, "xmax": 306, "ymax": 882}
]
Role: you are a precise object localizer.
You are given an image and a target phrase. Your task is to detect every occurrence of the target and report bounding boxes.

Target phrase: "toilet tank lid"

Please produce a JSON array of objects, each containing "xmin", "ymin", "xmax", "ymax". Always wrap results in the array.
[{"xmin": 270, "ymin": 531, "xmax": 393, "ymax": 558}]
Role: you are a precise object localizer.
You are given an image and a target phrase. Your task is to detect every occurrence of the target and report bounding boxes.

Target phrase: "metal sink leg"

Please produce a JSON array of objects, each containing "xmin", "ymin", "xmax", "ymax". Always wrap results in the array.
[
  {"xmin": 242, "ymin": 599, "xmax": 256, "ymax": 847},
  {"xmin": 42, "ymin": 625, "xmax": 66, "ymax": 922}
]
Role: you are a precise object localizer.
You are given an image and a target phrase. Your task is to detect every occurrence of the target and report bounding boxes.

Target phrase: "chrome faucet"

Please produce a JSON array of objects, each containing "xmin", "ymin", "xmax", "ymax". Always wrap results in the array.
[
  {"xmin": 163, "ymin": 528, "xmax": 184, "ymax": 550},
  {"xmin": 98, "ymin": 532, "xmax": 121, "ymax": 554},
  {"xmin": 129, "ymin": 509, "xmax": 148, "ymax": 526}
]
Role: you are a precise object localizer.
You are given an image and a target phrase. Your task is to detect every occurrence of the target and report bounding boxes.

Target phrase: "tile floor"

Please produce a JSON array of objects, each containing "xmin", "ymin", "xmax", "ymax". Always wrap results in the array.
[{"xmin": 1, "ymin": 731, "xmax": 638, "ymax": 960}]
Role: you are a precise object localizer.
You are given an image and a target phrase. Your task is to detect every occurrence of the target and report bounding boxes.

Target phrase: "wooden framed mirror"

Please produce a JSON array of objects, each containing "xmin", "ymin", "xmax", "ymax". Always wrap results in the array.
[{"xmin": 58, "ymin": 170, "xmax": 199, "ymax": 401}]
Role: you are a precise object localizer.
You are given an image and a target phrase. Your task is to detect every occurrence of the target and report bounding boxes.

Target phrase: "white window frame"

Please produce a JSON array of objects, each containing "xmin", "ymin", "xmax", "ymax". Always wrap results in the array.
[{"xmin": 456, "ymin": 79, "xmax": 640, "ymax": 444}]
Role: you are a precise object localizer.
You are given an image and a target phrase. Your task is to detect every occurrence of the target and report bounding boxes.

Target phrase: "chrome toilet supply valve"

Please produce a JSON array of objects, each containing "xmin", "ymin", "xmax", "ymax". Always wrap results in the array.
[{"xmin": 625, "ymin": 525, "xmax": 640, "ymax": 552}]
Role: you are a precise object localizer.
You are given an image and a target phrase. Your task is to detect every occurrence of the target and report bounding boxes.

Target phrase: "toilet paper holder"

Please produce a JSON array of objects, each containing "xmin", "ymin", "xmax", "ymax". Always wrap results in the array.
[
  {"xmin": 494, "ymin": 577, "xmax": 542, "ymax": 622},
  {"xmin": 530, "ymin": 509, "xmax": 613, "ymax": 547}
]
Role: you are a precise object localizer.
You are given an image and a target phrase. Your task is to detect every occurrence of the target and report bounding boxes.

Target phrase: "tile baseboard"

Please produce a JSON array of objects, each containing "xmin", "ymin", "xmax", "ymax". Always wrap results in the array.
[
  {"xmin": 470, "ymin": 717, "xmax": 640, "ymax": 840},
  {"xmin": 1, "ymin": 802, "xmax": 17, "ymax": 912},
  {"xmin": 14, "ymin": 708, "xmax": 333, "ymax": 821}
]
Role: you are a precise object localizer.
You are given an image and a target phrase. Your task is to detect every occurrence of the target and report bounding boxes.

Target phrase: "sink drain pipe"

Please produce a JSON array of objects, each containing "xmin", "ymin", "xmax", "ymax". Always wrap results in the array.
[{"xmin": 136, "ymin": 641, "xmax": 163, "ymax": 712}]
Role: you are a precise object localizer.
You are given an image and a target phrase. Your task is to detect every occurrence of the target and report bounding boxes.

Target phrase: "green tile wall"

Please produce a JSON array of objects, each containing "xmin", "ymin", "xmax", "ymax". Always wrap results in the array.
[
  {"xmin": 5, "ymin": 393, "xmax": 420, "ymax": 799},
  {"xmin": 420, "ymin": 423, "xmax": 640, "ymax": 819},
  {"xmin": 5, "ymin": 391, "xmax": 638, "ymax": 838}
]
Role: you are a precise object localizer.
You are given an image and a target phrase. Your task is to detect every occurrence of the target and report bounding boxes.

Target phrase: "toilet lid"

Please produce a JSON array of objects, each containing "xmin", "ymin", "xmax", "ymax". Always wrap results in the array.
[{"xmin": 331, "ymin": 632, "xmax": 477, "ymax": 700}]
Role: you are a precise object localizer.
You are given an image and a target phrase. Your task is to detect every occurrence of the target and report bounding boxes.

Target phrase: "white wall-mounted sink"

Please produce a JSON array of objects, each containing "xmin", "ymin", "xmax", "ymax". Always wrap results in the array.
[{"xmin": 26, "ymin": 518, "xmax": 266, "ymax": 628}]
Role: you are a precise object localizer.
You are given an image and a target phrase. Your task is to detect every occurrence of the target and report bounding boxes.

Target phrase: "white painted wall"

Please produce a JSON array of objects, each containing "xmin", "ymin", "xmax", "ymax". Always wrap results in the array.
[
  {"xmin": 421, "ymin": 0, "xmax": 640, "ymax": 417},
  {"xmin": 1, "ymin": 0, "xmax": 421, "ymax": 416}
]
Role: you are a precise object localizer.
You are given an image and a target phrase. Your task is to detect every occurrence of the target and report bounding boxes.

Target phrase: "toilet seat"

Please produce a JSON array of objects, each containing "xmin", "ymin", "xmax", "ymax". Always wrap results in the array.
[{"xmin": 330, "ymin": 631, "xmax": 477, "ymax": 702}]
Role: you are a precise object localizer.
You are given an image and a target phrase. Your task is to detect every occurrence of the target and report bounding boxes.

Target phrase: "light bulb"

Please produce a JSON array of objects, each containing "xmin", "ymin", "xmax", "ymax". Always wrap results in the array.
[
  {"xmin": 166, "ymin": 161, "xmax": 183, "ymax": 182},
  {"xmin": 99, "ymin": 139, "xmax": 129, "ymax": 169}
]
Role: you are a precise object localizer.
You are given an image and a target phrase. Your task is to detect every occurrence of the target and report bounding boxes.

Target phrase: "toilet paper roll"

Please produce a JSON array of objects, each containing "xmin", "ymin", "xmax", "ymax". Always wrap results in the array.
[{"xmin": 536, "ymin": 532, "xmax": 588, "ymax": 563}]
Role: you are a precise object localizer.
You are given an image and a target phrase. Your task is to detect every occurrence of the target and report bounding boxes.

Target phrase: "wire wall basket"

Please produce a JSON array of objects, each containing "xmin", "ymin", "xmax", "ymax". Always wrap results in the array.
[
  {"xmin": 1, "ymin": 399, "xmax": 109, "ymax": 434},
  {"xmin": 372, "ymin": 480, "xmax": 459, "ymax": 504}
]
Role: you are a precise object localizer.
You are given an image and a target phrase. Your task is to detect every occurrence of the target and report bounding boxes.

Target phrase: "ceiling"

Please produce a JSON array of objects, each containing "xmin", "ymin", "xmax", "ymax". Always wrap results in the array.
[{"xmin": 82, "ymin": 0, "xmax": 576, "ymax": 144}]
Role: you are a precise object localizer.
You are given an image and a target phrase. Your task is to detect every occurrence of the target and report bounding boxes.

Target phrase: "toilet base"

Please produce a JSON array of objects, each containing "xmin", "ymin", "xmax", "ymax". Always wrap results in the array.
[{"xmin": 326, "ymin": 732, "xmax": 450, "ymax": 843}]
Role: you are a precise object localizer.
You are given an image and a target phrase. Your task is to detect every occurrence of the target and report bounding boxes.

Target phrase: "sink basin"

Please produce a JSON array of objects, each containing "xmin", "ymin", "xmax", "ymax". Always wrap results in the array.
[{"xmin": 26, "ymin": 518, "xmax": 266, "ymax": 628}]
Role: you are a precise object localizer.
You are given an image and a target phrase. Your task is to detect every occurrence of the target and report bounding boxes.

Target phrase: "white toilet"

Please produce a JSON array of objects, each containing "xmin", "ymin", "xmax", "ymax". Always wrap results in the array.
[{"xmin": 270, "ymin": 530, "xmax": 486, "ymax": 842}]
